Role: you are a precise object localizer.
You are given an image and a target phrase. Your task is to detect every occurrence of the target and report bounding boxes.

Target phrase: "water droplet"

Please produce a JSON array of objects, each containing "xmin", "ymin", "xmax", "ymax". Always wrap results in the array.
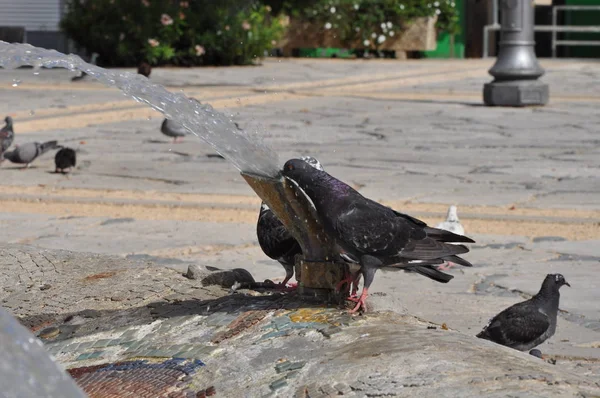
[{"xmin": 11, "ymin": 79, "xmax": 21, "ymax": 87}]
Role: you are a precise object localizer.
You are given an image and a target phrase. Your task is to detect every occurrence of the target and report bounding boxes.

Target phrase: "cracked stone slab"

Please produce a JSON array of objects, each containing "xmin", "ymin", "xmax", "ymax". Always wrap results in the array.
[{"xmin": 0, "ymin": 245, "xmax": 598, "ymax": 397}]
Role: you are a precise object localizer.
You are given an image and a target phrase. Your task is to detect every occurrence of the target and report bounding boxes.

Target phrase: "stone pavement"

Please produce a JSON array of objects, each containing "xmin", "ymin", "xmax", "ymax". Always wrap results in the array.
[
  {"xmin": 0, "ymin": 57, "xmax": 600, "ymax": 395},
  {"xmin": 2, "ymin": 243, "xmax": 599, "ymax": 397}
]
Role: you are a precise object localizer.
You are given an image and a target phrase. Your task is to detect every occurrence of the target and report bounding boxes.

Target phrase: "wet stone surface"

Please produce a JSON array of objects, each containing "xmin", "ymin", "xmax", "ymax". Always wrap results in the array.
[{"xmin": 0, "ymin": 245, "xmax": 598, "ymax": 397}]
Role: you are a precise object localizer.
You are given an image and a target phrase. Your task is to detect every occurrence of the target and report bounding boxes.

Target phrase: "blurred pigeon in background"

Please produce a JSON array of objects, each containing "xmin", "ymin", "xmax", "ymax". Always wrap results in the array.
[
  {"xmin": 2, "ymin": 140, "xmax": 58, "ymax": 168},
  {"xmin": 282, "ymin": 158, "xmax": 475, "ymax": 313},
  {"xmin": 137, "ymin": 61, "xmax": 152, "ymax": 78},
  {"xmin": 160, "ymin": 119, "xmax": 188, "ymax": 143},
  {"xmin": 256, "ymin": 156, "xmax": 324, "ymax": 288},
  {"xmin": 0, "ymin": 116, "xmax": 14, "ymax": 161},
  {"xmin": 436, "ymin": 205, "xmax": 467, "ymax": 270},
  {"xmin": 54, "ymin": 146, "xmax": 77, "ymax": 173},
  {"xmin": 477, "ymin": 274, "xmax": 570, "ymax": 353},
  {"xmin": 436, "ymin": 205, "xmax": 465, "ymax": 236},
  {"xmin": 71, "ymin": 53, "xmax": 99, "ymax": 82}
]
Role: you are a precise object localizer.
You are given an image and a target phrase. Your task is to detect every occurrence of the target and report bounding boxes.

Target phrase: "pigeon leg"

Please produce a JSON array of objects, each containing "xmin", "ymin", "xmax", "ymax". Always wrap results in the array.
[
  {"xmin": 335, "ymin": 272, "xmax": 356, "ymax": 293},
  {"xmin": 437, "ymin": 261, "xmax": 457, "ymax": 271},
  {"xmin": 349, "ymin": 255, "xmax": 381, "ymax": 314},
  {"xmin": 276, "ymin": 264, "xmax": 295, "ymax": 289}
]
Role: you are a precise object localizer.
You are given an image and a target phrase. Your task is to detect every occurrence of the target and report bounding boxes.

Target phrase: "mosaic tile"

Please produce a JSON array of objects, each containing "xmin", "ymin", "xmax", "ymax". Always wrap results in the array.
[
  {"xmin": 91, "ymin": 339, "xmax": 113, "ymax": 348},
  {"xmin": 275, "ymin": 360, "xmax": 306, "ymax": 374},
  {"xmin": 269, "ymin": 378, "xmax": 288, "ymax": 391}
]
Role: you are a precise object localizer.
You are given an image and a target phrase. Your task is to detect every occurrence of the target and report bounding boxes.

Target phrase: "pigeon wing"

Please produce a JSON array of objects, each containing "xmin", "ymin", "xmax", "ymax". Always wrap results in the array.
[
  {"xmin": 335, "ymin": 202, "xmax": 408, "ymax": 254},
  {"xmin": 257, "ymin": 210, "xmax": 300, "ymax": 262},
  {"xmin": 479, "ymin": 302, "xmax": 550, "ymax": 347}
]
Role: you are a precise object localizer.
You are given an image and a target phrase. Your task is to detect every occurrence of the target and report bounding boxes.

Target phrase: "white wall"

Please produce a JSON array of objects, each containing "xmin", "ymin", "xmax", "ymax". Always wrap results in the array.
[{"xmin": 0, "ymin": 0, "xmax": 62, "ymax": 32}]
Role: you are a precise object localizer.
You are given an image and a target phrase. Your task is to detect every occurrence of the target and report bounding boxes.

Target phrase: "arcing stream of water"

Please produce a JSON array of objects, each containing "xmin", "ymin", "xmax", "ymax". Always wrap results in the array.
[{"xmin": 0, "ymin": 41, "xmax": 280, "ymax": 177}]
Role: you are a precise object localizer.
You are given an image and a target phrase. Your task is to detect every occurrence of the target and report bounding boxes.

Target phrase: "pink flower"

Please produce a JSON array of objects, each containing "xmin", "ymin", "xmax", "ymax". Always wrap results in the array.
[
  {"xmin": 161, "ymin": 14, "xmax": 174, "ymax": 26},
  {"xmin": 148, "ymin": 38, "xmax": 160, "ymax": 47},
  {"xmin": 242, "ymin": 21, "xmax": 251, "ymax": 30},
  {"xmin": 195, "ymin": 45, "xmax": 205, "ymax": 56},
  {"xmin": 225, "ymin": 25, "xmax": 230, "ymax": 31},
  {"xmin": 179, "ymin": 11, "xmax": 185, "ymax": 20},
  {"xmin": 141, "ymin": 0, "xmax": 150, "ymax": 6},
  {"xmin": 180, "ymin": 1, "xmax": 189, "ymax": 7}
]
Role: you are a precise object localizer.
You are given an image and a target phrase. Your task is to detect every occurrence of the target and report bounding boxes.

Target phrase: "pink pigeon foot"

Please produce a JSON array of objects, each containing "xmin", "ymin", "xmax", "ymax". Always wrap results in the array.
[
  {"xmin": 437, "ymin": 261, "xmax": 457, "ymax": 271},
  {"xmin": 349, "ymin": 288, "xmax": 369, "ymax": 314}
]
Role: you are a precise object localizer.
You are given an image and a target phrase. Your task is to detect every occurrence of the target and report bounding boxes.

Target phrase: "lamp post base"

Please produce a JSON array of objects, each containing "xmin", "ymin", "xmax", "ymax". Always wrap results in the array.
[{"xmin": 483, "ymin": 79, "xmax": 549, "ymax": 107}]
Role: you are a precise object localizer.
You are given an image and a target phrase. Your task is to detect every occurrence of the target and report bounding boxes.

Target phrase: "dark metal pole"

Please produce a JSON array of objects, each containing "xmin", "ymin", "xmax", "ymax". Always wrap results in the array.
[{"xmin": 483, "ymin": 0, "xmax": 549, "ymax": 106}]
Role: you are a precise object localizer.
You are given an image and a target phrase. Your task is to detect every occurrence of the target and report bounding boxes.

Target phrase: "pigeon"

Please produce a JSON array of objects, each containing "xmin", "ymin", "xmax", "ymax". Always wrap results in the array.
[
  {"xmin": 54, "ymin": 146, "xmax": 77, "ymax": 173},
  {"xmin": 435, "ymin": 205, "xmax": 466, "ymax": 270},
  {"xmin": 0, "ymin": 116, "xmax": 15, "ymax": 161},
  {"xmin": 2, "ymin": 140, "xmax": 59, "ymax": 168},
  {"xmin": 436, "ymin": 205, "xmax": 465, "ymax": 236},
  {"xmin": 282, "ymin": 158, "xmax": 475, "ymax": 313},
  {"xmin": 137, "ymin": 61, "xmax": 152, "ymax": 78},
  {"xmin": 71, "ymin": 53, "xmax": 99, "ymax": 82},
  {"xmin": 256, "ymin": 156, "xmax": 325, "ymax": 288},
  {"xmin": 477, "ymin": 274, "xmax": 570, "ymax": 352},
  {"xmin": 160, "ymin": 119, "xmax": 188, "ymax": 143}
]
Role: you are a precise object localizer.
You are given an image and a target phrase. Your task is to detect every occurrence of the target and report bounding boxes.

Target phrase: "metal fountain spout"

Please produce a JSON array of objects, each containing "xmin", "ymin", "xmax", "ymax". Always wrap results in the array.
[{"xmin": 241, "ymin": 171, "xmax": 348, "ymax": 303}]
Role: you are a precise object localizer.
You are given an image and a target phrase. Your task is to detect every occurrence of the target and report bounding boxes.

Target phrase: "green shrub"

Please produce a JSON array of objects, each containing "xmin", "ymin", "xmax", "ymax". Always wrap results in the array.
[
  {"xmin": 61, "ymin": 0, "xmax": 287, "ymax": 67},
  {"xmin": 295, "ymin": 0, "xmax": 460, "ymax": 50}
]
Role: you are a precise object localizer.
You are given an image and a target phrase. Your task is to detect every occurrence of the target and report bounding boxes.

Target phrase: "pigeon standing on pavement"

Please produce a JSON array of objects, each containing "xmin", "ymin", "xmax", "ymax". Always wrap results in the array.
[
  {"xmin": 71, "ymin": 53, "xmax": 99, "ymax": 82},
  {"xmin": 160, "ymin": 119, "xmax": 188, "ymax": 143},
  {"xmin": 436, "ymin": 205, "xmax": 465, "ymax": 236},
  {"xmin": 282, "ymin": 158, "xmax": 475, "ymax": 313},
  {"xmin": 2, "ymin": 140, "xmax": 59, "ymax": 168},
  {"xmin": 477, "ymin": 274, "xmax": 570, "ymax": 352},
  {"xmin": 436, "ymin": 205, "xmax": 466, "ymax": 271},
  {"xmin": 256, "ymin": 156, "xmax": 324, "ymax": 288},
  {"xmin": 54, "ymin": 146, "xmax": 77, "ymax": 173},
  {"xmin": 0, "ymin": 116, "xmax": 15, "ymax": 161},
  {"xmin": 137, "ymin": 61, "xmax": 152, "ymax": 78}
]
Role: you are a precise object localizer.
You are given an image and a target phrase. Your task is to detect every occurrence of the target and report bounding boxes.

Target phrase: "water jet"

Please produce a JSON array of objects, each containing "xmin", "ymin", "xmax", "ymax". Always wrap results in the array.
[{"xmin": 0, "ymin": 41, "xmax": 348, "ymax": 302}]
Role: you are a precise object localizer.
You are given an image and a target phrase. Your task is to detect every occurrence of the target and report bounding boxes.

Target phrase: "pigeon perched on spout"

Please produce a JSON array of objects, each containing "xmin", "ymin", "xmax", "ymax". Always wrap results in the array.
[
  {"xmin": 282, "ymin": 158, "xmax": 475, "ymax": 313},
  {"xmin": 0, "ymin": 116, "xmax": 15, "ymax": 161},
  {"xmin": 477, "ymin": 273, "xmax": 570, "ymax": 352},
  {"xmin": 2, "ymin": 140, "xmax": 59, "ymax": 168},
  {"xmin": 54, "ymin": 146, "xmax": 77, "ymax": 173},
  {"xmin": 256, "ymin": 156, "xmax": 324, "ymax": 288}
]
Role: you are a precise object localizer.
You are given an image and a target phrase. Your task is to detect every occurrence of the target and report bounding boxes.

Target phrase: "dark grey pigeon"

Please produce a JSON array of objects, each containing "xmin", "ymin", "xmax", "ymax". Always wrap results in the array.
[
  {"xmin": 282, "ymin": 158, "xmax": 475, "ymax": 313},
  {"xmin": 2, "ymin": 140, "xmax": 58, "ymax": 168},
  {"xmin": 54, "ymin": 146, "xmax": 77, "ymax": 173},
  {"xmin": 0, "ymin": 116, "xmax": 15, "ymax": 161},
  {"xmin": 71, "ymin": 53, "xmax": 98, "ymax": 82},
  {"xmin": 477, "ymin": 274, "xmax": 570, "ymax": 352},
  {"xmin": 256, "ymin": 156, "xmax": 324, "ymax": 288},
  {"xmin": 160, "ymin": 119, "xmax": 188, "ymax": 143}
]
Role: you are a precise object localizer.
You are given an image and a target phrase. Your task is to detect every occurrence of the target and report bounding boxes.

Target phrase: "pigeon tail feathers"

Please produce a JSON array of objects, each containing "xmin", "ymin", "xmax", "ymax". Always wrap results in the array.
[{"xmin": 40, "ymin": 140, "xmax": 59, "ymax": 155}]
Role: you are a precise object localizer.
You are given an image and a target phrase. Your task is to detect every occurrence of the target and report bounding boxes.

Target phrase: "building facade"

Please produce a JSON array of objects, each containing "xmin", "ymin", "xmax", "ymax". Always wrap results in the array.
[{"xmin": 0, "ymin": 0, "xmax": 68, "ymax": 52}]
